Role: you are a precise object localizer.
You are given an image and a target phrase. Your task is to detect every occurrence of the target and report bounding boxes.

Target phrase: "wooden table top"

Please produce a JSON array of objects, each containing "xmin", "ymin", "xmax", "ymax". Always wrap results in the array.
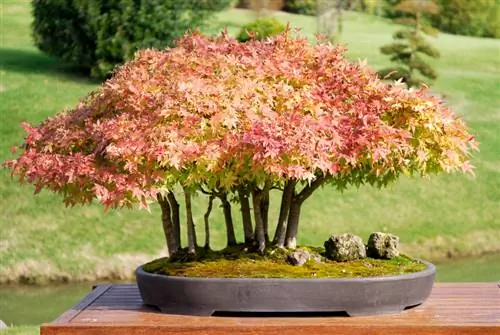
[{"xmin": 41, "ymin": 283, "xmax": 500, "ymax": 335}]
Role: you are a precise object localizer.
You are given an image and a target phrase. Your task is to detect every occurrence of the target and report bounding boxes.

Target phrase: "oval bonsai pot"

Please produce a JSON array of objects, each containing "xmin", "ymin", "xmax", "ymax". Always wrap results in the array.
[{"xmin": 135, "ymin": 260, "xmax": 435, "ymax": 317}]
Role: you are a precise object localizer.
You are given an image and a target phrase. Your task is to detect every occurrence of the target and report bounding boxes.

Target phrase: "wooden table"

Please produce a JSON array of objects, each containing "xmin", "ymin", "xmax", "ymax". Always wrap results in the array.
[{"xmin": 41, "ymin": 283, "xmax": 500, "ymax": 335}]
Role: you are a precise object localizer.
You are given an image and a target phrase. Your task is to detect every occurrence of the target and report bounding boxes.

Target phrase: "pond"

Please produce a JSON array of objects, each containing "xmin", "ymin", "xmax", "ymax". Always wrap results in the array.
[{"xmin": 1, "ymin": 253, "xmax": 499, "ymax": 327}]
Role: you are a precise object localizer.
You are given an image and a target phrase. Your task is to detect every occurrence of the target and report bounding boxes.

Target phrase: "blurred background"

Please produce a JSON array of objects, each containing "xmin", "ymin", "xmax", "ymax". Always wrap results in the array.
[{"xmin": 1, "ymin": 0, "xmax": 499, "ymax": 333}]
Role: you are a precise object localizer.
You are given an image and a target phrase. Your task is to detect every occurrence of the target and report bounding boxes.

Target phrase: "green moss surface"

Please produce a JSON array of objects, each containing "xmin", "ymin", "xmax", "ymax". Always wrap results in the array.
[{"xmin": 143, "ymin": 245, "xmax": 427, "ymax": 279}]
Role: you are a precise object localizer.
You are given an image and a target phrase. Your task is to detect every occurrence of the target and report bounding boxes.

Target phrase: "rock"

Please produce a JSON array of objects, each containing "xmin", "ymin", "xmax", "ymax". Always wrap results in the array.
[
  {"xmin": 367, "ymin": 232, "xmax": 400, "ymax": 259},
  {"xmin": 310, "ymin": 253, "xmax": 322, "ymax": 264},
  {"xmin": 0, "ymin": 320, "xmax": 7, "ymax": 329},
  {"xmin": 286, "ymin": 249, "xmax": 322, "ymax": 266},
  {"xmin": 287, "ymin": 249, "xmax": 311, "ymax": 266},
  {"xmin": 324, "ymin": 234, "xmax": 366, "ymax": 262}
]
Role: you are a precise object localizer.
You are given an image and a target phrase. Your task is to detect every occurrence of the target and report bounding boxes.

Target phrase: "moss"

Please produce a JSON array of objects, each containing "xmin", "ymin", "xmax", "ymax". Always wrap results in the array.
[{"xmin": 143, "ymin": 246, "xmax": 428, "ymax": 279}]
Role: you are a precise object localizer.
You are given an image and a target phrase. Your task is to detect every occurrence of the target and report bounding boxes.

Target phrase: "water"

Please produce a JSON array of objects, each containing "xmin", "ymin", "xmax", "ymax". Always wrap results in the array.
[
  {"xmin": 1, "ymin": 253, "xmax": 499, "ymax": 326},
  {"xmin": 434, "ymin": 253, "xmax": 500, "ymax": 282},
  {"xmin": 0, "ymin": 283, "xmax": 91, "ymax": 326}
]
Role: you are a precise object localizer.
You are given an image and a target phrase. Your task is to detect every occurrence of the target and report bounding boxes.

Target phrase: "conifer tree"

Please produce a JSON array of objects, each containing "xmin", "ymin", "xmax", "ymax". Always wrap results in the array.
[{"xmin": 378, "ymin": 0, "xmax": 440, "ymax": 87}]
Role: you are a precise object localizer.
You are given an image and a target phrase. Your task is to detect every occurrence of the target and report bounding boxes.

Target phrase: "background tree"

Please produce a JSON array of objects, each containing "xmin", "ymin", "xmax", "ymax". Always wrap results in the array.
[
  {"xmin": 236, "ymin": 17, "xmax": 286, "ymax": 42},
  {"xmin": 32, "ymin": 0, "xmax": 232, "ymax": 78},
  {"xmin": 5, "ymin": 31, "xmax": 476, "ymax": 257},
  {"xmin": 430, "ymin": 0, "xmax": 500, "ymax": 38},
  {"xmin": 317, "ymin": 0, "xmax": 349, "ymax": 41},
  {"xmin": 283, "ymin": 0, "xmax": 317, "ymax": 15},
  {"xmin": 237, "ymin": 0, "xmax": 285, "ymax": 12},
  {"xmin": 378, "ymin": 0, "xmax": 440, "ymax": 87}
]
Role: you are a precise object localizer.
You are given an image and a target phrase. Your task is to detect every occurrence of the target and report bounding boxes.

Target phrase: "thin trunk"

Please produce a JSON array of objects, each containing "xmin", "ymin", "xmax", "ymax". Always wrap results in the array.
[
  {"xmin": 336, "ymin": 0, "xmax": 343, "ymax": 38},
  {"xmin": 157, "ymin": 194, "xmax": 179, "ymax": 255},
  {"xmin": 183, "ymin": 188, "xmax": 197, "ymax": 254},
  {"xmin": 260, "ymin": 187, "xmax": 270, "ymax": 244},
  {"xmin": 273, "ymin": 179, "xmax": 296, "ymax": 247},
  {"xmin": 252, "ymin": 189, "xmax": 266, "ymax": 253},
  {"xmin": 411, "ymin": 12, "xmax": 421, "ymax": 77},
  {"xmin": 284, "ymin": 198, "xmax": 302, "ymax": 249},
  {"xmin": 237, "ymin": 185, "xmax": 254, "ymax": 244},
  {"xmin": 284, "ymin": 176, "xmax": 328, "ymax": 249},
  {"xmin": 219, "ymin": 193, "xmax": 237, "ymax": 247},
  {"xmin": 204, "ymin": 195, "xmax": 214, "ymax": 250},
  {"xmin": 167, "ymin": 191, "xmax": 181, "ymax": 248}
]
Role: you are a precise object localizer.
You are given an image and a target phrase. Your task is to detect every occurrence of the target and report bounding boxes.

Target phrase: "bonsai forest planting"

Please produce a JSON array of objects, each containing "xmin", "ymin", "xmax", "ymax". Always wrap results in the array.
[{"xmin": 5, "ymin": 30, "xmax": 477, "ymax": 280}]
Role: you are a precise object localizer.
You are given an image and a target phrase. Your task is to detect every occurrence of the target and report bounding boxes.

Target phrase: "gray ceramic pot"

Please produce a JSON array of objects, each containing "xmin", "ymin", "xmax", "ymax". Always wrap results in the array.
[{"xmin": 136, "ymin": 260, "xmax": 435, "ymax": 317}]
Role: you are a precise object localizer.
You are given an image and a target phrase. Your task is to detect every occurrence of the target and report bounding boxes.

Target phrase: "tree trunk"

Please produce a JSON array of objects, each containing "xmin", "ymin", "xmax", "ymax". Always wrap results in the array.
[
  {"xmin": 167, "ymin": 191, "xmax": 181, "ymax": 248},
  {"xmin": 204, "ymin": 195, "xmax": 214, "ymax": 250},
  {"xmin": 284, "ymin": 176, "xmax": 328, "ymax": 249},
  {"xmin": 252, "ymin": 188, "xmax": 266, "ymax": 253},
  {"xmin": 157, "ymin": 194, "xmax": 179, "ymax": 256},
  {"xmin": 336, "ymin": 0, "xmax": 344, "ymax": 38},
  {"xmin": 219, "ymin": 193, "xmax": 237, "ymax": 247},
  {"xmin": 273, "ymin": 179, "xmax": 295, "ymax": 247},
  {"xmin": 410, "ymin": 12, "xmax": 422, "ymax": 78},
  {"xmin": 284, "ymin": 198, "xmax": 301, "ymax": 249},
  {"xmin": 183, "ymin": 188, "xmax": 197, "ymax": 254},
  {"xmin": 237, "ymin": 185, "xmax": 254, "ymax": 244},
  {"xmin": 260, "ymin": 187, "xmax": 270, "ymax": 244}
]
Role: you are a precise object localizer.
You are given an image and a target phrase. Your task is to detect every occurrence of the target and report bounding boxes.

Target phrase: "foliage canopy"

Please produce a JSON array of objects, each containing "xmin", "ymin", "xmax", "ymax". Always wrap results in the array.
[
  {"xmin": 430, "ymin": 0, "xmax": 500, "ymax": 38},
  {"xmin": 6, "ymin": 30, "xmax": 477, "ymax": 254}
]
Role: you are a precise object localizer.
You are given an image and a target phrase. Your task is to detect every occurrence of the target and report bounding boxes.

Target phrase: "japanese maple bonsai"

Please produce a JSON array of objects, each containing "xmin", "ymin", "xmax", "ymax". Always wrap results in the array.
[{"xmin": 5, "ymin": 30, "xmax": 476, "ymax": 315}]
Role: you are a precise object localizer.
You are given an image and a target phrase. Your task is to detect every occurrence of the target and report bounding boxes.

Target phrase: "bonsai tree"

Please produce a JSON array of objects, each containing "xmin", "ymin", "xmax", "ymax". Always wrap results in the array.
[
  {"xmin": 5, "ymin": 30, "xmax": 476, "ymax": 257},
  {"xmin": 378, "ymin": 0, "xmax": 440, "ymax": 87}
]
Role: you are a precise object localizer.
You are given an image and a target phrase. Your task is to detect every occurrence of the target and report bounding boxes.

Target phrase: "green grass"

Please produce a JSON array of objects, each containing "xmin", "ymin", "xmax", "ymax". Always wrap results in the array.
[
  {"xmin": 0, "ymin": 326, "xmax": 39, "ymax": 335},
  {"xmin": 1, "ymin": 2, "xmax": 500, "ymax": 284}
]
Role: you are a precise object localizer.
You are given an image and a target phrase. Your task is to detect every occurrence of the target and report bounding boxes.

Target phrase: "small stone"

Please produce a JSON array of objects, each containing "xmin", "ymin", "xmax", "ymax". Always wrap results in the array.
[
  {"xmin": 287, "ymin": 249, "xmax": 311, "ymax": 266},
  {"xmin": 310, "ymin": 253, "xmax": 322, "ymax": 264},
  {"xmin": 324, "ymin": 234, "xmax": 366, "ymax": 262},
  {"xmin": 367, "ymin": 232, "xmax": 400, "ymax": 259}
]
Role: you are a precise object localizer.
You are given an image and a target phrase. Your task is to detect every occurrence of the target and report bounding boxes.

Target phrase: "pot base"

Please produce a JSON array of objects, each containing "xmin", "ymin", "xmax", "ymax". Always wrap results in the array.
[{"xmin": 136, "ymin": 261, "xmax": 435, "ymax": 317}]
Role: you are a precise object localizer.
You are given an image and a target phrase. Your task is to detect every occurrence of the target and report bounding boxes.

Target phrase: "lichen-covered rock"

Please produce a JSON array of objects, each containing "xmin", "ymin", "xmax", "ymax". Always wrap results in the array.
[
  {"xmin": 287, "ymin": 249, "xmax": 311, "ymax": 266},
  {"xmin": 324, "ymin": 234, "xmax": 366, "ymax": 262},
  {"xmin": 367, "ymin": 232, "xmax": 400, "ymax": 259}
]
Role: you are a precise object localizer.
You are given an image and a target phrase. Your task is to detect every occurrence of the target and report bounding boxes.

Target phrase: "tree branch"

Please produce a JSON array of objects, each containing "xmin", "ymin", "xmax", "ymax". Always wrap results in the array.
[{"xmin": 297, "ymin": 175, "xmax": 328, "ymax": 204}]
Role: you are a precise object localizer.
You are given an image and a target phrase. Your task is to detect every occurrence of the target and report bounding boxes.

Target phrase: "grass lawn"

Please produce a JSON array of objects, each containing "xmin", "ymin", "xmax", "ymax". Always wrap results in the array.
[
  {"xmin": 1, "ymin": 1, "xmax": 500, "ymax": 284},
  {"xmin": 1, "ymin": 326, "xmax": 38, "ymax": 335}
]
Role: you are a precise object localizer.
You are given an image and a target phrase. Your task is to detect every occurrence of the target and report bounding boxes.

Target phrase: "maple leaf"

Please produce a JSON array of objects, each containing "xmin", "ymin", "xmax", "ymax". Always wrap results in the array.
[{"xmin": 3, "ymin": 30, "xmax": 477, "ymax": 210}]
